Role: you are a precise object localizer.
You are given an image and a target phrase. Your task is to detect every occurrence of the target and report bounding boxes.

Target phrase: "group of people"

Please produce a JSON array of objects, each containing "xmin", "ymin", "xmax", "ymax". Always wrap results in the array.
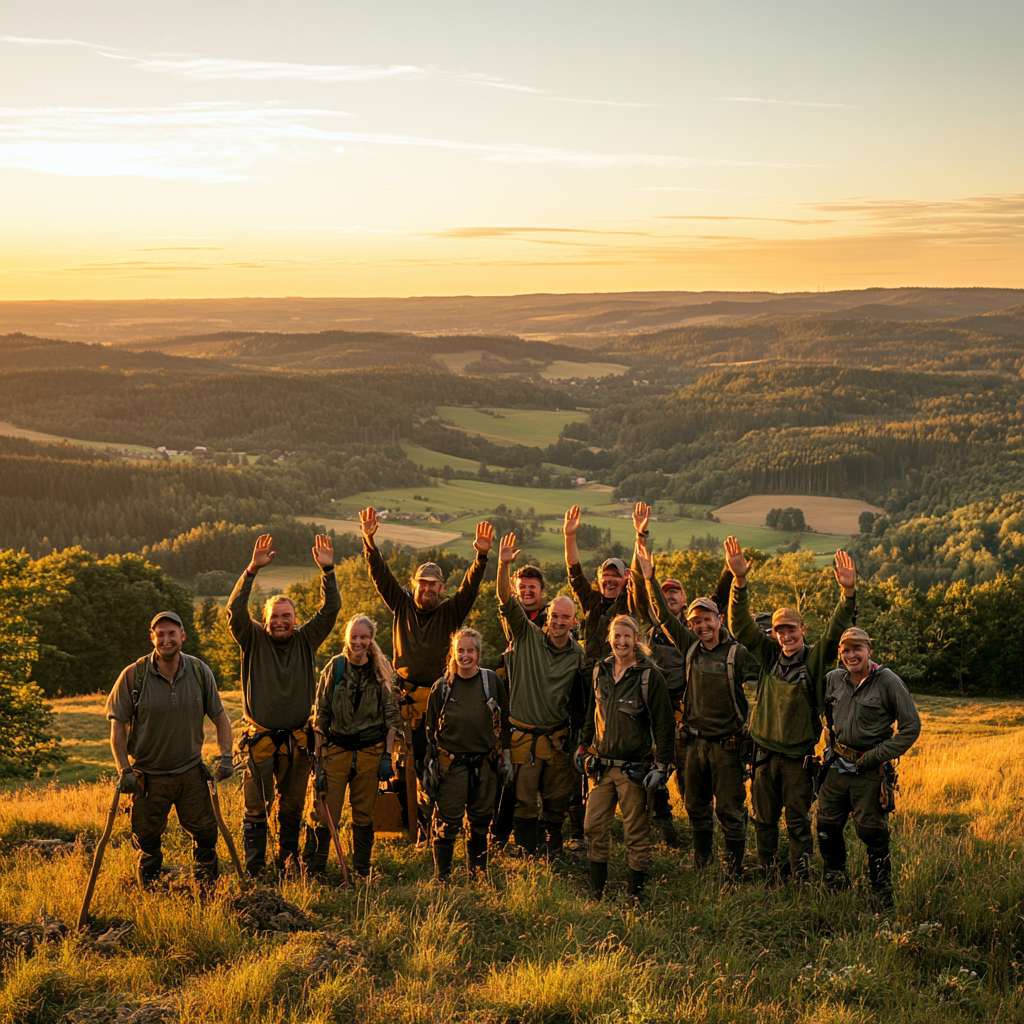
[{"xmin": 106, "ymin": 502, "xmax": 921, "ymax": 905}]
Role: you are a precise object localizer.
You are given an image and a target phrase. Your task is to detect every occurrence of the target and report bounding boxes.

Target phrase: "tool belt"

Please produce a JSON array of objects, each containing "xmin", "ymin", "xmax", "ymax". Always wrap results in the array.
[
  {"xmin": 834, "ymin": 742, "xmax": 867, "ymax": 761},
  {"xmin": 238, "ymin": 723, "xmax": 309, "ymax": 765},
  {"xmin": 325, "ymin": 728, "xmax": 387, "ymax": 752},
  {"xmin": 438, "ymin": 748, "xmax": 495, "ymax": 785},
  {"xmin": 510, "ymin": 717, "xmax": 569, "ymax": 765},
  {"xmin": 591, "ymin": 755, "xmax": 650, "ymax": 786},
  {"xmin": 399, "ymin": 681, "xmax": 433, "ymax": 724}
]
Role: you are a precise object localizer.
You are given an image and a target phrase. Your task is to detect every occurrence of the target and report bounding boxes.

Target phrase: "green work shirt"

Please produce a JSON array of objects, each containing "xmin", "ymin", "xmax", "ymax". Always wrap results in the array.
[
  {"xmin": 106, "ymin": 652, "xmax": 223, "ymax": 776},
  {"xmin": 314, "ymin": 656, "xmax": 402, "ymax": 749},
  {"xmin": 567, "ymin": 560, "xmax": 638, "ymax": 665},
  {"xmin": 499, "ymin": 596, "xmax": 585, "ymax": 730},
  {"xmin": 228, "ymin": 568, "xmax": 341, "ymax": 731},
  {"xmin": 730, "ymin": 583, "xmax": 856, "ymax": 758},
  {"xmin": 425, "ymin": 670, "xmax": 511, "ymax": 756}
]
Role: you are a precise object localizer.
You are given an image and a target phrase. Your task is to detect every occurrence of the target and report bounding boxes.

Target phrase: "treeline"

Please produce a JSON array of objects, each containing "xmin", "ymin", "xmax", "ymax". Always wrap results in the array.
[{"xmin": 0, "ymin": 333, "xmax": 228, "ymax": 374}]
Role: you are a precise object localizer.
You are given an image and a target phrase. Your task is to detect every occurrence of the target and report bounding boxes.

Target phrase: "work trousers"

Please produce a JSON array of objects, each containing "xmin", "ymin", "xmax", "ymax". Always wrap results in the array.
[
  {"xmin": 683, "ymin": 737, "xmax": 748, "ymax": 841},
  {"xmin": 751, "ymin": 751, "xmax": 815, "ymax": 874},
  {"xmin": 816, "ymin": 768, "xmax": 889, "ymax": 867},
  {"xmin": 242, "ymin": 738, "xmax": 311, "ymax": 854},
  {"xmin": 310, "ymin": 743, "xmax": 384, "ymax": 829},
  {"xmin": 583, "ymin": 766, "xmax": 652, "ymax": 870},
  {"xmin": 433, "ymin": 757, "xmax": 498, "ymax": 842},
  {"xmin": 514, "ymin": 750, "xmax": 574, "ymax": 821},
  {"xmin": 131, "ymin": 765, "xmax": 218, "ymax": 881}
]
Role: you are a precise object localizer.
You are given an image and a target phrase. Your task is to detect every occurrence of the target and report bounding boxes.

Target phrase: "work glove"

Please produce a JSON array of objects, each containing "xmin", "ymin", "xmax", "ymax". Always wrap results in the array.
[
  {"xmin": 499, "ymin": 749, "xmax": 514, "ymax": 788},
  {"xmin": 643, "ymin": 762, "xmax": 668, "ymax": 792},
  {"xmin": 836, "ymin": 756, "xmax": 859, "ymax": 774},
  {"xmin": 377, "ymin": 752, "xmax": 395, "ymax": 783},
  {"xmin": 422, "ymin": 758, "xmax": 440, "ymax": 801},
  {"xmin": 116, "ymin": 768, "xmax": 138, "ymax": 795},
  {"xmin": 213, "ymin": 754, "xmax": 234, "ymax": 783},
  {"xmin": 574, "ymin": 746, "xmax": 589, "ymax": 774}
]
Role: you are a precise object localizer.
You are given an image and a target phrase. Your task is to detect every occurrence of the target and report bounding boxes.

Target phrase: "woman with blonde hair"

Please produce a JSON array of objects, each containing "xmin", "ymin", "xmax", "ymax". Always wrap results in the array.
[
  {"xmin": 423, "ymin": 628, "xmax": 511, "ymax": 880},
  {"xmin": 576, "ymin": 613, "xmax": 674, "ymax": 901},
  {"xmin": 303, "ymin": 615, "xmax": 401, "ymax": 878}
]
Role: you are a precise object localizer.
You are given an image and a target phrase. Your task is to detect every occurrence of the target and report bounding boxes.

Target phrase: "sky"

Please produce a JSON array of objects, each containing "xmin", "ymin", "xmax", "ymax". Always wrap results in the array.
[{"xmin": 1, "ymin": 1, "xmax": 1021, "ymax": 299}]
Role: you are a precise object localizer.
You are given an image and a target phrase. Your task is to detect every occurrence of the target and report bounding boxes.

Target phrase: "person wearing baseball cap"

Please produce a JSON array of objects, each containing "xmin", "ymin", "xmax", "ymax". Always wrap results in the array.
[
  {"xmin": 635, "ymin": 536, "xmax": 760, "ymax": 878},
  {"xmin": 359, "ymin": 506, "xmax": 494, "ymax": 839},
  {"xmin": 724, "ymin": 536, "xmax": 858, "ymax": 885},
  {"xmin": 105, "ymin": 607, "xmax": 232, "ymax": 885},
  {"xmin": 817, "ymin": 627, "xmax": 920, "ymax": 905}
]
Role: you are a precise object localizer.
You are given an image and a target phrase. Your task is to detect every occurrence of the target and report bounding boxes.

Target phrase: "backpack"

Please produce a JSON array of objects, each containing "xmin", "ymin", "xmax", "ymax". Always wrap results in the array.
[
  {"xmin": 438, "ymin": 668, "xmax": 503, "ymax": 744},
  {"xmin": 128, "ymin": 654, "xmax": 207, "ymax": 734},
  {"xmin": 591, "ymin": 662, "xmax": 652, "ymax": 707},
  {"xmin": 684, "ymin": 641, "xmax": 744, "ymax": 724}
]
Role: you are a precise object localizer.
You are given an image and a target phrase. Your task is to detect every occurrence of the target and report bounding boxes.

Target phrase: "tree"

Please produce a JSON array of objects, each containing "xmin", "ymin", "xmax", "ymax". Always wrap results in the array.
[{"xmin": 859, "ymin": 510, "xmax": 877, "ymax": 534}]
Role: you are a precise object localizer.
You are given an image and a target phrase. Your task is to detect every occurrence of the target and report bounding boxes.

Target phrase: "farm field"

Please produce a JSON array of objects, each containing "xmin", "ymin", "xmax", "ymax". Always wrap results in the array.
[
  {"xmin": 0, "ymin": 420, "xmax": 166, "ymax": 459},
  {"xmin": 1, "ymin": 694, "xmax": 1021, "ymax": 1022},
  {"xmin": 434, "ymin": 406, "xmax": 583, "ymax": 448},
  {"xmin": 401, "ymin": 442, "xmax": 577, "ymax": 477},
  {"xmin": 715, "ymin": 495, "xmax": 886, "ymax": 535},
  {"xmin": 295, "ymin": 515, "xmax": 462, "ymax": 548}
]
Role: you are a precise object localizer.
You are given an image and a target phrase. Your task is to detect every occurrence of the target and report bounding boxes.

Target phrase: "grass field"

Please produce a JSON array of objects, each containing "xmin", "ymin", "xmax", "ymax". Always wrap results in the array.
[
  {"xmin": 401, "ymin": 443, "xmax": 577, "ymax": 477},
  {"xmin": 1, "ymin": 694, "xmax": 1022, "ymax": 1022},
  {"xmin": 715, "ymin": 496, "xmax": 887, "ymax": 536},
  {"xmin": 434, "ymin": 407, "xmax": 582, "ymax": 449}
]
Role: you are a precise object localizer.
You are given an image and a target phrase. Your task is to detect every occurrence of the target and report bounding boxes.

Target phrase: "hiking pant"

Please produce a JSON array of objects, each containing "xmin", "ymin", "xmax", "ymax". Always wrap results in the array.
[
  {"xmin": 242, "ymin": 741, "xmax": 310, "ymax": 856},
  {"xmin": 514, "ymin": 750, "xmax": 574, "ymax": 822},
  {"xmin": 310, "ymin": 743, "xmax": 384, "ymax": 829},
  {"xmin": 683, "ymin": 738, "xmax": 748, "ymax": 841},
  {"xmin": 131, "ymin": 765, "xmax": 218, "ymax": 881},
  {"xmin": 751, "ymin": 752, "xmax": 815, "ymax": 874},
  {"xmin": 816, "ymin": 769, "xmax": 889, "ymax": 869},
  {"xmin": 672, "ymin": 732, "xmax": 688, "ymax": 801},
  {"xmin": 584, "ymin": 766, "xmax": 652, "ymax": 871},
  {"xmin": 433, "ymin": 757, "xmax": 498, "ymax": 842}
]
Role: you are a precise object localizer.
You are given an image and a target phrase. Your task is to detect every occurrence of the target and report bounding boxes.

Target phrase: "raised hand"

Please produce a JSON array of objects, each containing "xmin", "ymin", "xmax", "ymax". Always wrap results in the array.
[
  {"xmin": 563, "ymin": 505, "xmax": 581, "ymax": 537},
  {"xmin": 498, "ymin": 532, "xmax": 520, "ymax": 565},
  {"xmin": 833, "ymin": 549, "xmax": 857, "ymax": 594},
  {"xmin": 359, "ymin": 507, "xmax": 378, "ymax": 541},
  {"xmin": 474, "ymin": 521, "xmax": 495, "ymax": 556},
  {"xmin": 312, "ymin": 534, "xmax": 334, "ymax": 569},
  {"xmin": 632, "ymin": 502, "xmax": 651, "ymax": 535},
  {"xmin": 634, "ymin": 536, "xmax": 654, "ymax": 580},
  {"xmin": 723, "ymin": 536, "xmax": 750, "ymax": 582},
  {"xmin": 249, "ymin": 534, "xmax": 275, "ymax": 572}
]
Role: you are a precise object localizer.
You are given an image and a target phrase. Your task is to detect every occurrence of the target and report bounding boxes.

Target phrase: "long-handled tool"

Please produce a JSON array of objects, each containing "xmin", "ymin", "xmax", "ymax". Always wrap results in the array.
[
  {"xmin": 313, "ymin": 756, "xmax": 351, "ymax": 886},
  {"xmin": 204, "ymin": 765, "xmax": 249, "ymax": 886},
  {"xmin": 401, "ymin": 716, "xmax": 423, "ymax": 845},
  {"xmin": 77, "ymin": 785, "xmax": 120, "ymax": 931}
]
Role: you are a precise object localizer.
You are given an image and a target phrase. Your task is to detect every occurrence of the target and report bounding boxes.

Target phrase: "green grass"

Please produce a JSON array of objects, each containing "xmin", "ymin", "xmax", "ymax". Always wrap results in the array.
[
  {"xmin": 1, "ymin": 695, "xmax": 1022, "ymax": 1021},
  {"xmin": 434, "ymin": 407, "xmax": 582, "ymax": 449}
]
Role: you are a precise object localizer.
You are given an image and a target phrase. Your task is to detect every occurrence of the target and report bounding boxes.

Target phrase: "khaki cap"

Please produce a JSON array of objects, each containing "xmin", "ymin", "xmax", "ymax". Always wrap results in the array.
[
  {"xmin": 839, "ymin": 627, "xmax": 873, "ymax": 649},
  {"xmin": 599, "ymin": 558, "xmax": 627, "ymax": 577},
  {"xmin": 772, "ymin": 607, "xmax": 803, "ymax": 628},
  {"xmin": 661, "ymin": 578, "xmax": 683, "ymax": 593},
  {"xmin": 150, "ymin": 610, "xmax": 183, "ymax": 629},
  {"xmin": 686, "ymin": 596, "xmax": 719, "ymax": 618},
  {"xmin": 413, "ymin": 562, "xmax": 445, "ymax": 583}
]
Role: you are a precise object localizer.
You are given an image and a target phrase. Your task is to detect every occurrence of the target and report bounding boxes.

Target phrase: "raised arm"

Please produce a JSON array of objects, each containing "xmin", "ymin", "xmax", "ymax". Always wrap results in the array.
[
  {"xmin": 564, "ymin": 506, "xmax": 600, "ymax": 612},
  {"xmin": 636, "ymin": 537, "xmax": 695, "ymax": 649},
  {"xmin": 563, "ymin": 504, "xmax": 582, "ymax": 569},
  {"xmin": 724, "ymin": 536, "xmax": 771, "ymax": 663},
  {"xmin": 300, "ymin": 535, "xmax": 342, "ymax": 649},
  {"xmin": 449, "ymin": 521, "xmax": 493, "ymax": 621},
  {"xmin": 227, "ymin": 534, "xmax": 276, "ymax": 645},
  {"xmin": 496, "ymin": 532, "xmax": 518, "ymax": 605},
  {"xmin": 807, "ymin": 550, "xmax": 858, "ymax": 691},
  {"xmin": 497, "ymin": 533, "xmax": 531, "ymax": 642},
  {"xmin": 360, "ymin": 507, "xmax": 406, "ymax": 612}
]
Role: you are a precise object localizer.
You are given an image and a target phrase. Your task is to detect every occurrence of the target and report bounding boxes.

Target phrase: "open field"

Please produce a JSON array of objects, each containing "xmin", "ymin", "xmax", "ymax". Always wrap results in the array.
[
  {"xmin": 434, "ymin": 406, "xmax": 582, "ymax": 449},
  {"xmin": 715, "ymin": 495, "xmax": 885, "ymax": 535},
  {"xmin": 538, "ymin": 359, "xmax": 629, "ymax": 380},
  {"xmin": 1, "ymin": 693, "xmax": 1022, "ymax": 1022},
  {"xmin": 0, "ymin": 420, "xmax": 163, "ymax": 459},
  {"xmin": 401, "ymin": 442, "xmax": 577, "ymax": 477},
  {"xmin": 295, "ymin": 515, "xmax": 462, "ymax": 548}
]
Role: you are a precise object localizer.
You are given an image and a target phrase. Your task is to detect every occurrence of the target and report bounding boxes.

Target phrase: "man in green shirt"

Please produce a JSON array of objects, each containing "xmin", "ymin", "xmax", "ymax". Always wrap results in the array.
[
  {"xmin": 724, "ymin": 536, "xmax": 857, "ymax": 882},
  {"xmin": 497, "ymin": 532, "xmax": 586, "ymax": 859}
]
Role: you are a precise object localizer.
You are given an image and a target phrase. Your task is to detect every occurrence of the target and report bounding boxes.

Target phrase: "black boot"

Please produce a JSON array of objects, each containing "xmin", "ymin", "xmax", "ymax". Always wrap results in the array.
[
  {"xmin": 692, "ymin": 830, "xmax": 714, "ymax": 869},
  {"xmin": 467, "ymin": 834, "xmax": 489, "ymax": 876},
  {"xmin": 567, "ymin": 805, "xmax": 586, "ymax": 850},
  {"xmin": 193, "ymin": 843, "xmax": 219, "ymax": 883},
  {"xmin": 724, "ymin": 838, "xmax": 746, "ymax": 881},
  {"xmin": 589, "ymin": 860, "xmax": 608, "ymax": 898},
  {"xmin": 868, "ymin": 851, "xmax": 894, "ymax": 908},
  {"xmin": 352, "ymin": 823, "xmax": 375, "ymax": 877},
  {"xmin": 276, "ymin": 817, "xmax": 301, "ymax": 873},
  {"xmin": 242, "ymin": 821, "xmax": 268, "ymax": 877},
  {"xmin": 652, "ymin": 789, "xmax": 680, "ymax": 847},
  {"xmin": 301, "ymin": 824, "xmax": 329, "ymax": 876},
  {"xmin": 512, "ymin": 817, "xmax": 538, "ymax": 858},
  {"xmin": 627, "ymin": 868, "xmax": 648, "ymax": 901},
  {"xmin": 543, "ymin": 820, "xmax": 565, "ymax": 862},
  {"xmin": 433, "ymin": 837, "xmax": 456, "ymax": 881},
  {"xmin": 817, "ymin": 823, "xmax": 848, "ymax": 890}
]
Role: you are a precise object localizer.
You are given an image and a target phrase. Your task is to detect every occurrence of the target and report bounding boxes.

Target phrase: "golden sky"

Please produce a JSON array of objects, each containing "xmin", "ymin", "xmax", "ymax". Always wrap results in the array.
[{"xmin": 1, "ymin": 2, "xmax": 1021, "ymax": 299}]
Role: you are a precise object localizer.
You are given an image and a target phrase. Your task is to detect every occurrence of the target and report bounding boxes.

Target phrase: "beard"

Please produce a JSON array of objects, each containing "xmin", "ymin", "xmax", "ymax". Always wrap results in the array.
[{"xmin": 414, "ymin": 593, "xmax": 440, "ymax": 611}]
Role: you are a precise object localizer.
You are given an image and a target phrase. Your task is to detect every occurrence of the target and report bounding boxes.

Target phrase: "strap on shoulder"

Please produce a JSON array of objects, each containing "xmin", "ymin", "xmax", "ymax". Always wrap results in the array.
[{"xmin": 640, "ymin": 668, "xmax": 651, "ymax": 707}]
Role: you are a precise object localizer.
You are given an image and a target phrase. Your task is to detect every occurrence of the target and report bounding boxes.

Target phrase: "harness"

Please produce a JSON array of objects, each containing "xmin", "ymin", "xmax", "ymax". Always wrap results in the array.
[
  {"xmin": 679, "ymin": 641, "xmax": 743, "ymax": 742},
  {"xmin": 128, "ymin": 654, "xmax": 207, "ymax": 736},
  {"xmin": 511, "ymin": 720, "xmax": 571, "ymax": 764},
  {"xmin": 320, "ymin": 656, "xmax": 388, "ymax": 751},
  {"xmin": 437, "ymin": 668, "xmax": 504, "ymax": 753}
]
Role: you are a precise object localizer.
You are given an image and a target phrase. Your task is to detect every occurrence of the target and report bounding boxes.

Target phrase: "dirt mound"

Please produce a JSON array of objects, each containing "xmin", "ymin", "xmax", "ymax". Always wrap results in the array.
[{"xmin": 228, "ymin": 890, "xmax": 313, "ymax": 933}]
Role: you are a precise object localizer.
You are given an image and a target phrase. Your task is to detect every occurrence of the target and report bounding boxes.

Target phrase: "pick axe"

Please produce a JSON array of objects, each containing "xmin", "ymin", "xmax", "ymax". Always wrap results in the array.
[
  {"xmin": 204, "ymin": 764, "xmax": 249, "ymax": 886},
  {"xmin": 76, "ymin": 785, "xmax": 121, "ymax": 931},
  {"xmin": 313, "ymin": 753, "xmax": 351, "ymax": 887}
]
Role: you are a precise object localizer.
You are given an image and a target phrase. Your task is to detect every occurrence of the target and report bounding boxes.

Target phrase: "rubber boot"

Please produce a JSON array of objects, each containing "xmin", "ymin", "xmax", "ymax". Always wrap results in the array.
[
  {"xmin": 627, "ymin": 868, "xmax": 648, "ymax": 902},
  {"xmin": 135, "ymin": 846, "xmax": 163, "ymax": 888},
  {"xmin": 301, "ymin": 824, "xmax": 329, "ymax": 876},
  {"xmin": 651, "ymin": 788, "xmax": 680, "ymax": 848},
  {"xmin": 433, "ymin": 837, "xmax": 456, "ymax": 881},
  {"xmin": 724, "ymin": 838, "xmax": 746, "ymax": 881},
  {"xmin": 868, "ymin": 851, "xmax": 894, "ymax": 909},
  {"xmin": 352, "ymin": 823, "xmax": 375, "ymax": 877},
  {"xmin": 193, "ymin": 843, "xmax": 219, "ymax": 884},
  {"xmin": 692, "ymin": 829, "xmax": 714, "ymax": 869},
  {"xmin": 467, "ymin": 834, "xmax": 489, "ymax": 877},
  {"xmin": 567, "ymin": 805, "xmax": 586, "ymax": 850},
  {"xmin": 543, "ymin": 820, "xmax": 565, "ymax": 862},
  {"xmin": 242, "ymin": 821, "xmax": 268, "ymax": 877},
  {"xmin": 276, "ymin": 817, "xmax": 301, "ymax": 873},
  {"xmin": 512, "ymin": 816, "xmax": 538, "ymax": 858},
  {"xmin": 589, "ymin": 860, "xmax": 608, "ymax": 898},
  {"xmin": 817, "ymin": 823, "xmax": 849, "ymax": 890}
]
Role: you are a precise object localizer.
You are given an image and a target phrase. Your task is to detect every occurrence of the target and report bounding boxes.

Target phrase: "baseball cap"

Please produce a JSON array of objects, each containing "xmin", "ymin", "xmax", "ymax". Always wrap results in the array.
[
  {"xmin": 772, "ymin": 608, "xmax": 803, "ymax": 629},
  {"xmin": 838, "ymin": 627, "xmax": 873, "ymax": 649},
  {"xmin": 150, "ymin": 611, "xmax": 183, "ymax": 629},
  {"xmin": 686, "ymin": 597, "xmax": 719, "ymax": 618},
  {"xmin": 661, "ymin": 578, "xmax": 683, "ymax": 593},
  {"xmin": 413, "ymin": 562, "xmax": 446, "ymax": 583},
  {"xmin": 599, "ymin": 558, "xmax": 627, "ymax": 577}
]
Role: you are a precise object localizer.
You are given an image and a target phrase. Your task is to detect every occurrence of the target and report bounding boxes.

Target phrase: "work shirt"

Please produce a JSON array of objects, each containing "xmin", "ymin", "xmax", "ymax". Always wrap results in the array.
[
  {"xmin": 730, "ymin": 583, "xmax": 856, "ymax": 758},
  {"xmin": 106, "ymin": 652, "xmax": 223, "ymax": 776},
  {"xmin": 824, "ymin": 664, "xmax": 921, "ymax": 770},
  {"xmin": 580, "ymin": 654, "xmax": 674, "ymax": 764},
  {"xmin": 647, "ymin": 578, "xmax": 758, "ymax": 738},
  {"xmin": 425, "ymin": 670, "xmax": 511, "ymax": 756},
  {"xmin": 228, "ymin": 568, "xmax": 342, "ymax": 731},
  {"xmin": 567, "ymin": 561, "xmax": 636, "ymax": 665},
  {"xmin": 365, "ymin": 540, "xmax": 486, "ymax": 685},
  {"xmin": 314, "ymin": 656, "xmax": 402, "ymax": 749},
  {"xmin": 499, "ymin": 596, "xmax": 585, "ymax": 731}
]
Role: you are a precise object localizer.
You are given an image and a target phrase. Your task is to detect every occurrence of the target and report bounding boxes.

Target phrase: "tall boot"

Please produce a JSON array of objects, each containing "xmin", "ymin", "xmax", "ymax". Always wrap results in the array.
[
  {"xmin": 512, "ymin": 817, "xmax": 538, "ymax": 858},
  {"xmin": 301, "ymin": 823, "xmax": 329, "ymax": 876},
  {"xmin": 352, "ymin": 823, "xmax": 375, "ymax": 877},
  {"xmin": 692, "ymin": 829, "xmax": 714, "ymax": 869},
  {"xmin": 567, "ymin": 805, "xmax": 586, "ymax": 850},
  {"xmin": 627, "ymin": 868, "xmax": 648, "ymax": 901},
  {"xmin": 868, "ymin": 850, "xmax": 894, "ymax": 908},
  {"xmin": 588, "ymin": 860, "xmax": 608, "ymax": 898},
  {"xmin": 543, "ymin": 820, "xmax": 565, "ymax": 862},
  {"xmin": 467, "ymin": 834, "xmax": 489, "ymax": 876},
  {"xmin": 193, "ymin": 842, "xmax": 219, "ymax": 883},
  {"xmin": 817, "ymin": 823, "xmax": 849, "ymax": 890},
  {"xmin": 651, "ymin": 788, "xmax": 680, "ymax": 848},
  {"xmin": 724, "ymin": 838, "xmax": 746, "ymax": 881},
  {"xmin": 242, "ymin": 821, "xmax": 268, "ymax": 877},
  {"xmin": 433, "ymin": 837, "xmax": 456, "ymax": 881},
  {"xmin": 276, "ymin": 817, "xmax": 301, "ymax": 873}
]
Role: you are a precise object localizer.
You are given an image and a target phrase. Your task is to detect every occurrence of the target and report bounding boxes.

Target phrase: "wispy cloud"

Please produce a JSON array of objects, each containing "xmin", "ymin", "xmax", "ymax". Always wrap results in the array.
[
  {"xmin": 0, "ymin": 103, "xmax": 811, "ymax": 181},
  {"xmin": 720, "ymin": 96, "xmax": 853, "ymax": 109},
  {"xmin": 0, "ymin": 34, "xmax": 107, "ymax": 49},
  {"xmin": 657, "ymin": 214, "xmax": 833, "ymax": 225}
]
